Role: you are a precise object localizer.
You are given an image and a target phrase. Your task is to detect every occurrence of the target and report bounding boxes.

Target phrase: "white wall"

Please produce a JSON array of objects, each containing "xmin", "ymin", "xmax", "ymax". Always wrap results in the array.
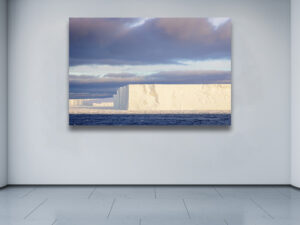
[
  {"xmin": 8, "ymin": 0, "xmax": 291, "ymax": 184},
  {"xmin": 0, "ymin": 0, "xmax": 7, "ymax": 187},
  {"xmin": 291, "ymin": 0, "xmax": 300, "ymax": 188}
]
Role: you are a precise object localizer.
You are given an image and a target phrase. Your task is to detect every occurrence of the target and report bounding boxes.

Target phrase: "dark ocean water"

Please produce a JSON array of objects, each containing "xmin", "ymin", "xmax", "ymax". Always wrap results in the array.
[{"xmin": 69, "ymin": 114, "xmax": 231, "ymax": 126}]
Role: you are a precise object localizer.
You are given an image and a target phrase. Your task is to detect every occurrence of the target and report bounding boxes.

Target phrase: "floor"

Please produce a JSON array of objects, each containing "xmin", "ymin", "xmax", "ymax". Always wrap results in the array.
[{"xmin": 0, "ymin": 186, "xmax": 300, "ymax": 225}]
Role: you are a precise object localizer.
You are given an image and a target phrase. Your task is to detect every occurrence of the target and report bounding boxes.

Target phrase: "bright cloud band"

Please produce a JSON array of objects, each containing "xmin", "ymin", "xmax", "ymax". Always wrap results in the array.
[{"xmin": 69, "ymin": 59, "xmax": 231, "ymax": 77}]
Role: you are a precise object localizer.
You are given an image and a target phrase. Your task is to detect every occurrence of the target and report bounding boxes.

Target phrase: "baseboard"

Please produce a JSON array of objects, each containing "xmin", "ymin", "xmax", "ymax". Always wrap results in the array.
[
  {"xmin": 0, "ymin": 185, "xmax": 8, "ymax": 189},
  {"xmin": 4, "ymin": 184, "xmax": 292, "ymax": 187},
  {"xmin": 291, "ymin": 184, "xmax": 300, "ymax": 189}
]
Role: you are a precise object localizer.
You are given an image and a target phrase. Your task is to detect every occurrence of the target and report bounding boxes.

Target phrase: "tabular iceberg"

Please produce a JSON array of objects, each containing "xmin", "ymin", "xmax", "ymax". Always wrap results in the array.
[{"xmin": 113, "ymin": 84, "xmax": 231, "ymax": 112}]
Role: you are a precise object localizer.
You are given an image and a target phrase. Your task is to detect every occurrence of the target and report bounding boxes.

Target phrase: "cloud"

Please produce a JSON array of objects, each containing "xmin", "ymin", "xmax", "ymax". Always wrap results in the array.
[
  {"xmin": 69, "ymin": 18, "xmax": 231, "ymax": 66},
  {"xmin": 103, "ymin": 73, "xmax": 137, "ymax": 78},
  {"xmin": 69, "ymin": 59, "xmax": 231, "ymax": 77},
  {"xmin": 154, "ymin": 18, "xmax": 214, "ymax": 42},
  {"xmin": 69, "ymin": 70, "xmax": 231, "ymax": 99},
  {"xmin": 208, "ymin": 18, "xmax": 231, "ymax": 29}
]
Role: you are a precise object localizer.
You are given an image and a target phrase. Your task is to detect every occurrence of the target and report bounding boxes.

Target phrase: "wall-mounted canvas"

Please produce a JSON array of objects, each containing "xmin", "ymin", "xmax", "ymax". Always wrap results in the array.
[{"xmin": 69, "ymin": 18, "xmax": 231, "ymax": 126}]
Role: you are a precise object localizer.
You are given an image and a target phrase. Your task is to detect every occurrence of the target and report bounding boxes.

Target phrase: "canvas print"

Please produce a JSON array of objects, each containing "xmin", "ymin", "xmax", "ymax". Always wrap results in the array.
[{"xmin": 69, "ymin": 18, "xmax": 231, "ymax": 126}]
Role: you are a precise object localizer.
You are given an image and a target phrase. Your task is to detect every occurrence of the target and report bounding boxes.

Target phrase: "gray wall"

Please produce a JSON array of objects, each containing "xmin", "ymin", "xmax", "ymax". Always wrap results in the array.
[
  {"xmin": 0, "ymin": 0, "xmax": 7, "ymax": 187},
  {"xmin": 8, "ymin": 0, "xmax": 291, "ymax": 184},
  {"xmin": 291, "ymin": 0, "xmax": 300, "ymax": 188}
]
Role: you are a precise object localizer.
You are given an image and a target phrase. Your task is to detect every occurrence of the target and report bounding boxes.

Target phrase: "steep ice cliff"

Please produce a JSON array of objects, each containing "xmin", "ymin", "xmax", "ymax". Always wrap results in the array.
[
  {"xmin": 113, "ymin": 84, "xmax": 231, "ymax": 112},
  {"xmin": 113, "ymin": 86, "xmax": 129, "ymax": 109}
]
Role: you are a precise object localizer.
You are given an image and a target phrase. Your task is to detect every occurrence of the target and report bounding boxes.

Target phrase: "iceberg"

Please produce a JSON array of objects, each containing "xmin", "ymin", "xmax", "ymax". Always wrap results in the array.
[{"xmin": 113, "ymin": 84, "xmax": 231, "ymax": 112}]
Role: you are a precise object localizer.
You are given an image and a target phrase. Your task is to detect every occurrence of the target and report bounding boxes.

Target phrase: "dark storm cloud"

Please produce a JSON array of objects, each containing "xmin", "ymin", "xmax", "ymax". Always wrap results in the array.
[
  {"xmin": 69, "ymin": 71, "xmax": 231, "ymax": 99},
  {"xmin": 149, "ymin": 70, "xmax": 231, "ymax": 83},
  {"xmin": 69, "ymin": 18, "xmax": 231, "ymax": 66}
]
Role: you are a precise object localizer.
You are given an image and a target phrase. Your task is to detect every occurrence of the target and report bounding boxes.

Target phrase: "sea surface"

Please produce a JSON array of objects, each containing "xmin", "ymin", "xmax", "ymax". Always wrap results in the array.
[{"xmin": 69, "ymin": 114, "xmax": 231, "ymax": 126}]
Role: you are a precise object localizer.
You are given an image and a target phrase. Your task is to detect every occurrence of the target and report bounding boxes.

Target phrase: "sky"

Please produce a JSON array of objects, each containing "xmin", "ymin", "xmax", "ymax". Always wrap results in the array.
[{"xmin": 69, "ymin": 18, "xmax": 231, "ymax": 99}]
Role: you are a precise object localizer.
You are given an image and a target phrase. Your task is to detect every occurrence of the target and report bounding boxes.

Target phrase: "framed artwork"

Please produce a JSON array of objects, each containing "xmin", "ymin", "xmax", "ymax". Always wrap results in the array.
[{"xmin": 69, "ymin": 18, "xmax": 231, "ymax": 126}]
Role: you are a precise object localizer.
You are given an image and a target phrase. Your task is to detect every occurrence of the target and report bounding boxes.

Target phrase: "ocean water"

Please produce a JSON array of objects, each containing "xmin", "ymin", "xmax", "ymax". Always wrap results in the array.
[{"xmin": 69, "ymin": 114, "xmax": 231, "ymax": 126}]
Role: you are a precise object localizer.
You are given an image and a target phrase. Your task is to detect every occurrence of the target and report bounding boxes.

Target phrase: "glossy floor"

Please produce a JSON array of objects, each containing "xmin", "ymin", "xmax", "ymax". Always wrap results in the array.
[{"xmin": 0, "ymin": 186, "xmax": 300, "ymax": 225}]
